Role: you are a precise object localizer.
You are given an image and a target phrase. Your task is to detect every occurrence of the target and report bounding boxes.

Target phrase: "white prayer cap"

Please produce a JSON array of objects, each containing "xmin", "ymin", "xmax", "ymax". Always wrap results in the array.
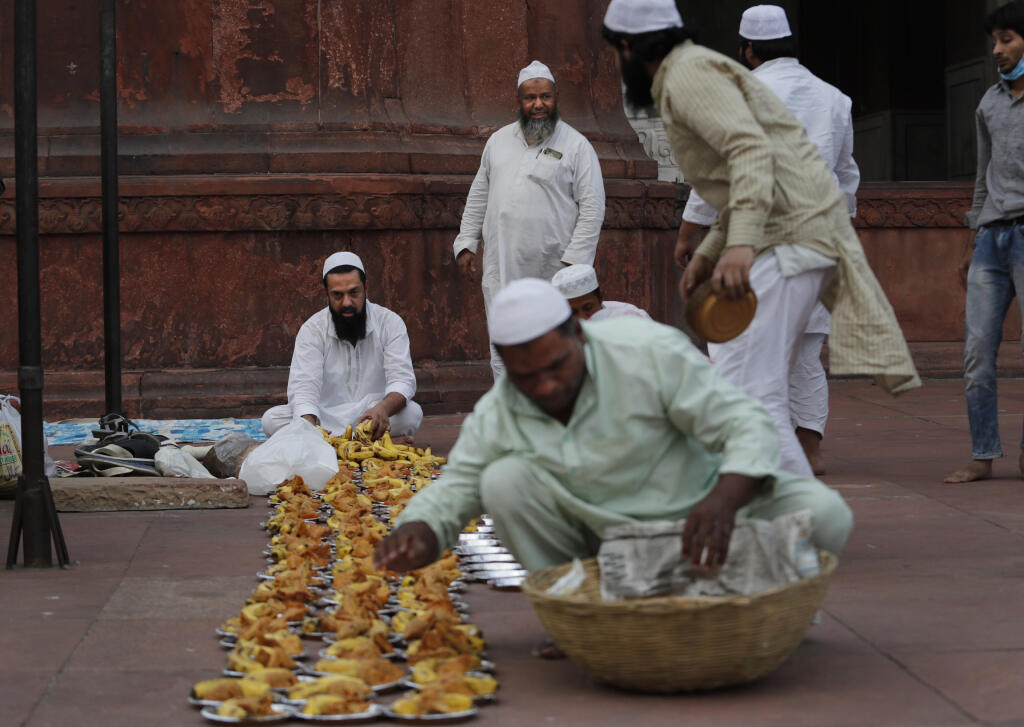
[
  {"xmin": 488, "ymin": 278, "xmax": 572, "ymax": 346},
  {"xmin": 551, "ymin": 264, "xmax": 599, "ymax": 299},
  {"xmin": 517, "ymin": 60, "xmax": 555, "ymax": 89},
  {"xmin": 603, "ymin": 0, "xmax": 684, "ymax": 35},
  {"xmin": 739, "ymin": 5, "xmax": 793, "ymax": 40},
  {"xmin": 322, "ymin": 251, "xmax": 365, "ymax": 279}
]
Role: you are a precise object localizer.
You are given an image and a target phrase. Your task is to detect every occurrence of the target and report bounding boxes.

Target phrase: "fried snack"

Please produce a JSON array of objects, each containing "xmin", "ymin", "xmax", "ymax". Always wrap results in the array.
[
  {"xmin": 301, "ymin": 693, "xmax": 374, "ymax": 716},
  {"xmin": 246, "ymin": 667, "xmax": 299, "ymax": 689},
  {"xmin": 250, "ymin": 578, "xmax": 318, "ymax": 604},
  {"xmin": 323, "ymin": 634, "xmax": 392, "ymax": 659},
  {"xmin": 406, "ymin": 623, "xmax": 485, "ymax": 665},
  {"xmin": 191, "ymin": 677, "xmax": 270, "ymax": 701},
  {"xmin": 390, "ymin": 685, "xmax": 474, "ymax": 716},
  {"xmin": 399, "ymin": 609, "xmax": 461, "ymax": 642},
  {"xmin": 432, "ymin": 672, "xmax": 498, "ymax": 697},
  {"xmin": 235, "ymin": 628, "xmax": 303, "ymax": 656},
  {"xmin": 410, "ymin": 655, "xmax": 483, "ymax": 684},
  {"xmin": 216, "ymin": 694, "xmax": 275, "ymax": 718},
  {"xmin": 287, "ymin": 675, "xmax": 372, "ymax": 702},
  {"xmin": 228, "ymin": 642, "xmax": 298, "ymax": 672},
  {"xmin": 312, "ymin": 657, "xmax": 404, "ymax": 686}
]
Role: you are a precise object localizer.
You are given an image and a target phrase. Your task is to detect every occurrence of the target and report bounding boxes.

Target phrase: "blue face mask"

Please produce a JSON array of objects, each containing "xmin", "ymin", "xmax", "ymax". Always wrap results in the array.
[{"xmin": 1000, "ymin": 56, "xmax": 1024, "ymax": 81}]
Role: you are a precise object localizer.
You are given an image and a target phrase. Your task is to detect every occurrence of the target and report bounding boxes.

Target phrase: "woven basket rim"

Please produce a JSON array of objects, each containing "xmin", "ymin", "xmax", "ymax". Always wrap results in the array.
[{"xmin": 521, "ymin": 550, "xmax": 837, "ymax": 610}]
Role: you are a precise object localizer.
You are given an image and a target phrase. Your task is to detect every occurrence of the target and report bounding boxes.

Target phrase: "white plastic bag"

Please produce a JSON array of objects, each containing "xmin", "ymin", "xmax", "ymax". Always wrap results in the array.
[
  {"xmin": 238, "ymin": 417, "xmax": 338, "ymax": 495},
  {"xmin": 155, "ymin": 447, "xmax": 215, "ymax": 478},
  {"xmin": 0, "ymin": 395, "xmax": 57, "ymax": 488}
]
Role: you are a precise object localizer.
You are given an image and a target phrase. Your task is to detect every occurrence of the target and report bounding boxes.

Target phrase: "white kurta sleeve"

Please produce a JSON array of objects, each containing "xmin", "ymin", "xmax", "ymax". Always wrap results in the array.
[
  {"xmin": 380, "ymin": 314, "xmax": 417, "ymax": 402},
  {"xmin": 453, "ymin": 141, "xmax": 492, "ymax": 258},
  {"xmin": 681, "ymin": 188, "xmax": 720, "ymax": 226},
  {"xmin": 833, "ymin": 110, "xmax": 860, "ymax": 218},
  {"xmin": 286, "ymin": 322, "xmax": 325, "ymax": 420},
  {"xmin": 560, "ymin": 139, "xmax": 605, "ymax": 266}
]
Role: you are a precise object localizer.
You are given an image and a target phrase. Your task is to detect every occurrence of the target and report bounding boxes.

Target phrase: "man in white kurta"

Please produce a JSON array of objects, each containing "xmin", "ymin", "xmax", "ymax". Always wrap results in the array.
[
  {"xmin": 262, "ymin": 252, "xmax": 422, "ymax": 439},
  {"xmin": 375, "ymin": 279, "xmax": 852, "ymax": 575},
  {"xmin": 454, "ymin": 60, "xmax": 606, "ymax": 377},
  {"xmin": 551, "ymin": 263, "xmax": 651, "ymax": 322},
  {"xmin": 677, "ymin": 6, "xmax": 860, "ymax": 475}
]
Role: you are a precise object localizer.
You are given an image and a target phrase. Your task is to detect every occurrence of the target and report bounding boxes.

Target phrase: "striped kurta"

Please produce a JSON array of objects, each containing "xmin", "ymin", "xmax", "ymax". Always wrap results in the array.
[{"xmin": 653, "ymin": 41, "xmax": 920, "ymax": 395}]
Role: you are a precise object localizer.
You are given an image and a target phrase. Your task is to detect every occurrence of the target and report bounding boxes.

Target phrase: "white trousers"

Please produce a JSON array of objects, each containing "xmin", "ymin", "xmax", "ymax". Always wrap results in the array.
[
  {"xmin": 708, "ymin": 253, "xmax": 832, "ymax": 477},
  {"xmin": 261, "ymin": 398, "xmax": 423, "ymax": 439},
  {"xmin": 790, "ymin": 331, "xmax": 828, "ymax": 435}
]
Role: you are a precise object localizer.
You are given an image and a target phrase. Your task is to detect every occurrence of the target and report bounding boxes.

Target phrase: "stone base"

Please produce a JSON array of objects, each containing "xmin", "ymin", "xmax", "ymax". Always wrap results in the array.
[{"xmin": 51, "ymin": 477, "xmax": 250, "ymax": 512}]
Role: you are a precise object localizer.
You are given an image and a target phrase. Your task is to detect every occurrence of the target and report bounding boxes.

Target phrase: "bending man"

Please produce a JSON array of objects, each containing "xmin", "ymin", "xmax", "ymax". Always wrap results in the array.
[{"xmin": 375, "ymin": 279, "xmax": 852, "ymax": 577}]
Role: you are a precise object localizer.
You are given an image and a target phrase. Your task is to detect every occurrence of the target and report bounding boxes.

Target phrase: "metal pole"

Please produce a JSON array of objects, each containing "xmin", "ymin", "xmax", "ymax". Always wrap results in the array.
[
  {"xmin": 6, "ymin": 0, "xmax": 61, "ymax": 568},
  {"xmin": 100, "ymin": 0, "xmax": 121, "ymax": 414}
]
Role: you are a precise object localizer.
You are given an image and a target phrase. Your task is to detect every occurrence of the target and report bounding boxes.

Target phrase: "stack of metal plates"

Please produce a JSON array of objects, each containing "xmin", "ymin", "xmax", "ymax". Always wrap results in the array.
[{"xmin": 454, "ymin": 515, "xmax": 527, "ymax": 589}]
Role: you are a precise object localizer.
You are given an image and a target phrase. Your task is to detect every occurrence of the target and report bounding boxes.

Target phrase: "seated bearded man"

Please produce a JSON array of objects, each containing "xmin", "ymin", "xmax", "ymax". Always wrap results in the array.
[{"xmin": 262, "ymin": 251, "xmax": 422, "ymax": 441}]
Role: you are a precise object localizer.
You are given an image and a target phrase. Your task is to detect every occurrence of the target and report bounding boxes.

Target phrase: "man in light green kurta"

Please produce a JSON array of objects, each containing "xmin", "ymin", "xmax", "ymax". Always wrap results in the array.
[{"xmin": 376, "ymin": 279, "xmax": 852, "ymax": 574}]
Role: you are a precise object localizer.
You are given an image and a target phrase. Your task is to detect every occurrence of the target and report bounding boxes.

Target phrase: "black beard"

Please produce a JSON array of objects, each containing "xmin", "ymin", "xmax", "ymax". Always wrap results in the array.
[
  {"xmin": 331, "ymin": 304, "xmax": 367, "ymax": 342},
  {"xmin": 517, "ymin": 107, "xmax": 560, "ymax": 144},
  {"xmin": 738, "ymin": 48, "xmax": 754, "ymax": 70},
  {"xmin": 620, "ymin": 52, "xmax": 656, "ymax": 110}
]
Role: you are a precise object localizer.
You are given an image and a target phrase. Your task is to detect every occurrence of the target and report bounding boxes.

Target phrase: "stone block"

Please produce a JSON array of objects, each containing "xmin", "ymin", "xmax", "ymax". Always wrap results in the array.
[{"xmin": 51, "ymin": 477, "xmax": 250, "ymax": 512}]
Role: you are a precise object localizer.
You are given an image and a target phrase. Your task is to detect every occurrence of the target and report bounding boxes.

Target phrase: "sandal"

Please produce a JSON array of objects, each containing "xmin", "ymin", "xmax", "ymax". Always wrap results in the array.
[
  {"xmin": 91, "ymin": 412, "xmax": 139, "ymax": 440},
  {"xmin": 76, "ymin": 443, "xmax": 161, "ymax": 476}
]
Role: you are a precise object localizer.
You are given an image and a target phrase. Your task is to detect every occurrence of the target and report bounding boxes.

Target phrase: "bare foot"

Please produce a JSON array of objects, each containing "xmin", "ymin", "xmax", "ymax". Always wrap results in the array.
[
  {"xmin": 795, "ymin": 427, "xmax": 826, "ymax": 476},
  {"xmin": 392, "ymin": 435, "xmax": 414, "ymax": 445},
  {"xmin": 531, "ymin": 637, "xmax": 565, "ymax": 660},
  {"xmin": 943, "ymin": 459, "xmax": 992, "ymax": 483}
]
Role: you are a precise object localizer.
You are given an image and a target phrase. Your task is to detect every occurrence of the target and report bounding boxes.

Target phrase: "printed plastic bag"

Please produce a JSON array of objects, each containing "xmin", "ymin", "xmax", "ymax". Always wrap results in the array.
[
  {"xmin": 0, "ymin": 395, "xmax": 57, "ymax": 493},
  {"xmin": 238, "ymin": 417, "xmax": 338, "ymax": 496},
  {"xmin": 0, "ymin": 396, "xmax": 23, "ymax": 490}
]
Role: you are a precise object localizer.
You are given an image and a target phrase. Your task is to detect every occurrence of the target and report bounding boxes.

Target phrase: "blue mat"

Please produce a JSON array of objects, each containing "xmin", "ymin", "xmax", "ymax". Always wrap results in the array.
[{"xmin": 44, "ymin": 418, "xmax": 267, "ymax": 446}]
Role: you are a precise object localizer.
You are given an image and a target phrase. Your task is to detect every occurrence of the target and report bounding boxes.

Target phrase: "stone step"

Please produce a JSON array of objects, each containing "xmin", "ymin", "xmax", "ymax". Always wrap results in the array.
[{"xmin": 50, "ymin": 476, "xmax": 250, "ymax": 512}]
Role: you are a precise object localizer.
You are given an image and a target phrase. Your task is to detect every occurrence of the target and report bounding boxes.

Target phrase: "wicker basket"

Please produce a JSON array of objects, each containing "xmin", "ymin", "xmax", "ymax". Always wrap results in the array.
[{"xmin": 521, "ymin": 552, "xmax": 837, "ymax": 693}]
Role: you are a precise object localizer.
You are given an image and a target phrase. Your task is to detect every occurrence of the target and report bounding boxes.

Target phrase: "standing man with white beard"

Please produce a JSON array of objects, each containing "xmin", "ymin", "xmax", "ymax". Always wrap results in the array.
[{"xmin": 454, "ymin": 60, "xmax": 606, "ymax": 378}]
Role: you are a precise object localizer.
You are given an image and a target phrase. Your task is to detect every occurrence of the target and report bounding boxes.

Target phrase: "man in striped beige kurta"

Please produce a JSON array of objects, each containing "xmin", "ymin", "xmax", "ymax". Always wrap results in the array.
[{"xmin": 602, "ymin": 0, "xmax": 919, "ymax": 476}]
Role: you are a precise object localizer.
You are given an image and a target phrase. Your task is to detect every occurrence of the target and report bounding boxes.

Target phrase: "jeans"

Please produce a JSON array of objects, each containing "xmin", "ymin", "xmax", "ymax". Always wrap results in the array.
[{"xmin": 963, "ymin": 222, "xmax": 1024, "ymax": 459}]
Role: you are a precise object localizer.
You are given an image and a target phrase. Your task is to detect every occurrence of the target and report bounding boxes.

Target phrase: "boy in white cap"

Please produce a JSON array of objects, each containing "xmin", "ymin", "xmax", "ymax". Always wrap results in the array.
[
  {"xmin": 261, "ymin": 251, "xmax": 422, "ymax": 441},
  {"xmin": 453, "ymin": 60, "xmax": 606, "ymax": 378},
  {"xmin": 676, "ymin": 4, "xmax": 861, "ymax": 475},
  {"xmin": 376, "ymin": 279, "xmax": 852, "ymax": 602},
  {"xmin": 551, "ymin": 263, "xmax": 650, "ymax": 321},
  {"xmin": 601, "ymin": 0, "xmax": 918, "ymax": 478}
]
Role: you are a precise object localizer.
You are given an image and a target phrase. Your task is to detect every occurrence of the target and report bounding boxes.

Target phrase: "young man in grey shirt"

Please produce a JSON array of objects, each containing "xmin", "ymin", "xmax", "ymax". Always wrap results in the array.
[{"xmin": 946, "ymin": 0, "xmax": 1024, "ymax": 483}]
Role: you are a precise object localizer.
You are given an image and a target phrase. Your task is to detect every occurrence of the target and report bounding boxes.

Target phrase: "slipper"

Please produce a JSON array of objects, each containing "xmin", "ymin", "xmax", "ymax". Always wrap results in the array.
[
  {"xmin": 75, "ymin": 432, "xmax": 167, "ymax": 460},
  {"xmin": 91, "ymin": 412, "xmax": 139, "ymax": 440},
  {"xmin": 78, "ymin": 454, "xmax": 160, "ymax": 477},
  {"xmin": 76, "ymin": 445, "xmax": 160, "ymax": 476}
]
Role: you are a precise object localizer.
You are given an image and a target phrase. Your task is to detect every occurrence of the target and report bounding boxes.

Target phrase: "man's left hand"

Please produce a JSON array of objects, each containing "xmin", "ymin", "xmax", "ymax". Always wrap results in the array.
[
  {"xmin": 711, "ymin": 245, "xmax": 755, "ymax": 300},
  {"xmin": 681, "ymin": 474, "xmax": 762, "ymax": 570},
  {"xmin": 358, "ymin": 404, "xmax": 391, "ymax": 440}
]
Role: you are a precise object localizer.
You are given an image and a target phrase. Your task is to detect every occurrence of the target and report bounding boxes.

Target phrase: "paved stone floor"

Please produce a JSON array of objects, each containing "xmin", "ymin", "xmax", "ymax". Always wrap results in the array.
[{"xmin": 4, "ymin": 378, "xmax": 1024, "ymax": 726}]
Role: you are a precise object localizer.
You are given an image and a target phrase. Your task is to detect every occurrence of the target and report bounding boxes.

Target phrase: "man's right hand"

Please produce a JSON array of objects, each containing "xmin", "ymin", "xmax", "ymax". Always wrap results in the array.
[
  {"xmin": 456, "ymin": 249, "xmax": 478, "ymax": 280},
  {"xmin": 679, "ymin": 253, "xmax": 714, "ymax": 301},
  {"xmin": 374, "ymin": 521, "xmax": 439, "ymax": 573},
  {"xmin": 675, "ymin": 221, "xmax": 707, "ymax": 270}
]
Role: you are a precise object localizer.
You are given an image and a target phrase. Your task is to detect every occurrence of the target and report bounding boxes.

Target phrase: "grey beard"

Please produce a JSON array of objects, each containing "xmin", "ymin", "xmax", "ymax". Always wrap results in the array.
[{"xmin": 518, "ymin": 108, "xmax": 559, "ymax": 145}]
